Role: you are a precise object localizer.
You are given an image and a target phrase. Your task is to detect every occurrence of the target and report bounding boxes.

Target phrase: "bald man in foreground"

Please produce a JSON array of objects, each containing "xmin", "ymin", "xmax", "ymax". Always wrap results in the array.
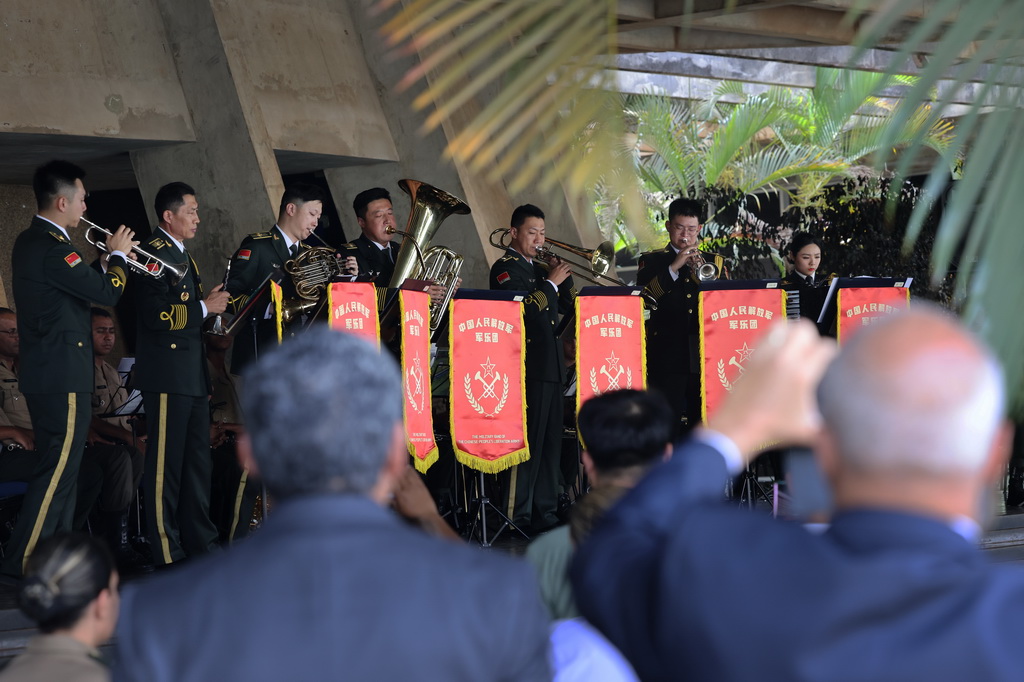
[{"xmin": 573, "ymin": 309, "xmax": 1017, "ymax": 682}]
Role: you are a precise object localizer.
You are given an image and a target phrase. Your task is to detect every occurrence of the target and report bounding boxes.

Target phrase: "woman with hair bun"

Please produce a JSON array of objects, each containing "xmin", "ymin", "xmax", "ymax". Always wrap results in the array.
[{"xmin": 0, "ymin": 533, "xmax": 119, "ymax": 681}]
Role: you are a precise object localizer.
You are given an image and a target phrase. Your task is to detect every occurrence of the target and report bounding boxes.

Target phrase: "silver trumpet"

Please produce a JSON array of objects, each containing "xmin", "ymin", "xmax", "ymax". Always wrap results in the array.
[
  {"xmin": 81, "ymin": 217, "xmax": 189, "ymax": 285},
  {"xmin": 680, "ymin": 240, "xmax": 720, "ymax": 282}
]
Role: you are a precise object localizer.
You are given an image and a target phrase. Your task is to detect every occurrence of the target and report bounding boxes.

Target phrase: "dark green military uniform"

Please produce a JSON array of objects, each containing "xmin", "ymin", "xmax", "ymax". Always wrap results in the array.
[
  {"xmin": 489, "ymin": 247, "xmax": 575, "ymax": 531},
  {"xmin": 636, "ymin": 244, "xmax": 727, "ymax": 432},
  {"xmin": 340, "ymin": 234, "xmax": 401, "ymax": 311},
  {"xmin": 132, "ymin": 228, "xmax": 218, "ymax": 565},
  {"xmin": 4, "ymin": 216, "xmax": 128, "ymax": 576},
  {"xmin": 227, "ymin": 225, "xmax": 311, "ymax": 373}
]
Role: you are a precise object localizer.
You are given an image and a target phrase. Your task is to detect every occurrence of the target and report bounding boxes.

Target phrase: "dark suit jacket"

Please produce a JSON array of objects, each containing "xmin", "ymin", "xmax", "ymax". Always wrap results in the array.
[
  {"xmin": 636, "ymin": 244, "xmax": 726, "ymax": 376},
  {"xmin": 340, "ymin": 234, "xmax": 401, "ymax": 310},
  {"xmin": 572, "ymin": 441, "xmax": 1024, "ymax": 682},
  {"xmin": 113, "ymin": 495, "xmax": 551, "ymax": 682},
  {"xmin": 489, "ymin": 248, "xmax": 574, "ymax": 384},
  {"xmin": 12, "ymin": 217, "xmax": 128, "ymax": 394},
  {"xmin": 227, "ymin": 226, "xmax": 310, "ymax": 372},
  {"xmin": 131, "ymin": 229, "xmax": 209, "ymax": 397}
]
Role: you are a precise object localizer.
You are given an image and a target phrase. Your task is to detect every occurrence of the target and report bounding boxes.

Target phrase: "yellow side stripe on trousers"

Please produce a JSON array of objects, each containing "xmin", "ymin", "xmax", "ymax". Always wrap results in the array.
[
  {"xmin": 23, "ymin": 394, "xmax": 77, "ymax": 571},
  {"xmin": 227, "ymin": 468, "xmax": 249, "ymax": 543},
  {"xmin": 154, "ymin": 394, "xmax": 172, "ymax": 563}
]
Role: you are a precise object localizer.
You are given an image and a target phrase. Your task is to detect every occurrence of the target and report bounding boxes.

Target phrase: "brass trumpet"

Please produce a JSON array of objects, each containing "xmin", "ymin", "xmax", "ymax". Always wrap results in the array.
[
  {"xmin": 81, "ymin": 218, "xmax": 189, "ymax": 285},
  {"xmin": 680, "ymin": 240, "xmax": 720, "ymax": 282}
]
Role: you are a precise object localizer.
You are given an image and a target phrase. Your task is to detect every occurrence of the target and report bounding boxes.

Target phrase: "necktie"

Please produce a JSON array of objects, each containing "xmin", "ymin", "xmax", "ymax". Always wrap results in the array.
[
  {"xmin": 290, "ymin": 243, "xmax": 299, "ymax": 259},
  {"xmin": 387, "ymin": 246, "xmax": 395, "ymax": 264}
]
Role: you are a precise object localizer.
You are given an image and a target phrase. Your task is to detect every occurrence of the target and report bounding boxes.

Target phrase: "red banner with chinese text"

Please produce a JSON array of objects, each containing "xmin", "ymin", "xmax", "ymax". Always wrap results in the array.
[
  {"xmin": 837, "ymin": 287, "xmax": 910, "ymax": 345},
  {"xmin": 449, "ymin": 298, "xmax": 528, "ymax": 473},
  {"xmin": 399, "ymin": 289, "xmax": 437, "ymax": 473},
  {"xmin": 699, "ymin": 289, "xmax": 786, "ymax": 421},
  {"xmin": 327, "ymin": 282, "xmax": 380, "ymax": 348},
  {"xmin": 575, "ymin": 294, "xmax": 646, "ymax": 414}
]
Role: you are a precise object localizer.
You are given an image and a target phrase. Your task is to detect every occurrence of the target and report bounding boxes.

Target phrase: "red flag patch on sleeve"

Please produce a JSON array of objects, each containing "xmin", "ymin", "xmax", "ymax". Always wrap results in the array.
[
  {"xmin": 496, "ymin": 271, "xmax": 510, "ymax": 285},
  {"xmin": 146, "ymin": 262, "xmax": 160, "ymax": 273},
  {"xmin": 236, "ymin": 249, "xmax": 252, "ymax": 261},
  {"xmin": 64, "ymin": 252, "xmax": 82, "ymax": 268}
]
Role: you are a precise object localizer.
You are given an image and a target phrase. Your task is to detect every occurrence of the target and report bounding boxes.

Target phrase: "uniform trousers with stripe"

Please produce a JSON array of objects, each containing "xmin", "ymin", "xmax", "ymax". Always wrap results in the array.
[
  {"xmin": 504, "ymin": 379, "xmax": 563, "ymax": 531},
  {"xmin": 1, "ymin": 392, "xmax": 91, "ymax": 577},
  {"xmin": 210, "ymin": 441, "xmax": 259, "ymax": 543},
  {"xmin": 142, "ymin": 392, "xmax": 218, "ymax": 565}
]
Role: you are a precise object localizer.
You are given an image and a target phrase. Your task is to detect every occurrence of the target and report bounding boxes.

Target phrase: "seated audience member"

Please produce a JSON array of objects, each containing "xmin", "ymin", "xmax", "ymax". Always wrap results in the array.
[
  {"xmin": 549, "ymin": 485, "xmax": 641, "ymax": 682},
  {"xmin": 0, "ymin": 308, "xmax": 140, "ymax": 569},
  {"xmin": 81, "ymin": 309, "xmax": 146, "ymax": 570},
  {"xmin": 113, "ymin": 327, "xmax": 550, "ymax": 681},
  {"xmin": 572, "ymin": 310, "xmax": 1020, "ymax": 681},
  {"xmin": 1, "ymin": 533, "xmax": 119, "ymax": 682},
  {"xmin": 526, "ymin": 389, "xmax": 672, "ymax": 620}
]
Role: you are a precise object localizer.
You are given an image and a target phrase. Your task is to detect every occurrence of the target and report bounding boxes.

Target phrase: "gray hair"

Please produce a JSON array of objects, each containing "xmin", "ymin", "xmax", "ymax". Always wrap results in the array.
[
  {"xmin": 240, "ymin": 325, "xmax": 403, "ymax": 497},
  {"xmin": 817, "ymin": 307, "xmax": 1005, "ymax": 475}
]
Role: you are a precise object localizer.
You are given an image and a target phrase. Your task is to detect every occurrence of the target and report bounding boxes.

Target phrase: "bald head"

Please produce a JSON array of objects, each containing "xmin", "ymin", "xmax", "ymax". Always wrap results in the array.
[{"xmin": 817, "ymin": 307, "xmax": 1005, "ymax": 476}]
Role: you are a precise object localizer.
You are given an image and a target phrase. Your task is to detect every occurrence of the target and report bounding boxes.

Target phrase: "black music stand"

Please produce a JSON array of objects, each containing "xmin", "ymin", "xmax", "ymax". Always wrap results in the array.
[{"xmin": 817, "ymin": 276, "xmax": 912, "ymax": 337}]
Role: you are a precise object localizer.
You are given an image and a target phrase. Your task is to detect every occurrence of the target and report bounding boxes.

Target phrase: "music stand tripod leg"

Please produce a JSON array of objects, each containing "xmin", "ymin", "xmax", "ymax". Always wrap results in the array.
[{"xmin": 465, "ymin": 470, "xmax": 528, "ymax": 547}]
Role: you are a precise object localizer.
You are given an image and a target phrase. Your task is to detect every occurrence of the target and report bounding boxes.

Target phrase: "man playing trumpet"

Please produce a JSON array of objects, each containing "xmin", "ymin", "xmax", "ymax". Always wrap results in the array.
[
  {"xmin": 637, "ymin": 198, "xmax": 727, "ymax": 436},
  {"xmin": 3, "ymin": 160, "xmax": 138, "ymax": 577}
]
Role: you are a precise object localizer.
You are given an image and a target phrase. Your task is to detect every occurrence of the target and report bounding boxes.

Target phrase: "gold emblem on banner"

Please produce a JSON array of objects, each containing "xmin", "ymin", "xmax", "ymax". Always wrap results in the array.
[
  {"xmin": 588, "ymin": 351, "xmax": 632, "ymax": 395},
  {"xmin": 180, "ymin": 291, "xmax": 190, "ymax": 302},
  {"xmin": 464, "ymin": 357, "xmax": 508, "ymax": 417},
  {"xmin": 406, "ymin": 357, "xmax": 426, "ymax": 413},
  {"xmin": 717, "ymin": 342, "xmax": 755, "ymax": 391}
]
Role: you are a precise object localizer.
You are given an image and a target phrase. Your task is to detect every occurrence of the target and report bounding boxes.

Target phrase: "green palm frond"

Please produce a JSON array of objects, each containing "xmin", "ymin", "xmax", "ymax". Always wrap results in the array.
[
  {"xmin": 730, "ymin": 145, "xmax": 848, "ymax": 197},
  {"xmin": 853, "ymin": 0, "xmax": 1024, "ymax": 413}
]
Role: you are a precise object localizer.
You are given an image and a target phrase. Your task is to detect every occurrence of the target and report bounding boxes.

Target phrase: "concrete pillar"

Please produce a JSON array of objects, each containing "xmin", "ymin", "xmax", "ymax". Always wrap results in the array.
[
  {"xmin": 131, "ymin": 0, "xmax": 285, "ymax": 285},
  {"xmin": 0, "ymin": 186, "xmax": 36, "ymax": 309},
  {"xmin": 326, "ymin": 0, "xmax": 600, "ymax": 290}
]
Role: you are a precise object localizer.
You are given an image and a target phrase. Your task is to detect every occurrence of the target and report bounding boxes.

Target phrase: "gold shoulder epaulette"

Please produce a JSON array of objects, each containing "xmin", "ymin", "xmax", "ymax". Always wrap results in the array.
[
  {"xmin": 47, "ymin": 230, "xmax": 69, "ymax": 243},
  {"xmin": 250, "ymin": 232, "xmax": 273, "ymax": 240},
  {"xmin": 340, "ymin": 242, "xmax": 358, "ymax": 250},
  {"xmin": 149, "ymin": 237, "xmax": 169, "ymax": 250},
  {"xmin": 498, "ymin": 255, "xmax": 516, "ymax": 262}
]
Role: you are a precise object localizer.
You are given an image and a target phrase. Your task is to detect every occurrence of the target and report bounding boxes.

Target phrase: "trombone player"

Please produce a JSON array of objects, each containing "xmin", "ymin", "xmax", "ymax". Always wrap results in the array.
[
  {"xmin": 637, "ymin": 198, "xmax": 727, "ymax": 435},
  {"xmin": 489, "ymin": 204, "xmax": 575, "ymax": 534},
  {"xmin": 3, "ymin": 160, "xmax": 138, "ymax": 578}
]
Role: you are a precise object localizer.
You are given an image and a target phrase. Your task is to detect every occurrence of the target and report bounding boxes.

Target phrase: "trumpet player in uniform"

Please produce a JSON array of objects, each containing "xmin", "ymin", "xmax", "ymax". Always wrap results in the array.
[
  {"xmin": 489, "ymin": 204, "xmax": 575, "ymax": 534},
  {"xmin": 226, "ymin": 183, "xmax": 345, "ymax": 373},
  {"xmin": 3, "ymin": 160, "xmax": 137, "ymax": 578},
  {"xmin": 132, "ymin": 182, "xmax": 229, "ymax": 567},
  {"xmin": 637, "ymin": 198, "xmax": 727, "ymax": 435}
]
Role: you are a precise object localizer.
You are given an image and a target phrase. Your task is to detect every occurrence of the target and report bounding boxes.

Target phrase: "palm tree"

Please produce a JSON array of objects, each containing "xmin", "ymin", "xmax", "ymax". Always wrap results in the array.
[{"xmin": 376, "ymin": 0, "xmax": 1024, "ymax": 412}]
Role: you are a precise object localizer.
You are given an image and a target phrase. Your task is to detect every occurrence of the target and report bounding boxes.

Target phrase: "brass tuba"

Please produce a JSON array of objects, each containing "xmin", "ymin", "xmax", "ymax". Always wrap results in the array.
[{"xmin": 384, "ymin": 179, "xmax": 470, "ymax": 328}]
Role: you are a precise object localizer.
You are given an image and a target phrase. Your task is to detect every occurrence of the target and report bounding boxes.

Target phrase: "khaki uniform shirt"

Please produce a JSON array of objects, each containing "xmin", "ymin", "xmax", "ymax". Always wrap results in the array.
[
  {"xmin": 0, "ymin": 361, "xmax": 31, "ymax": 430},
  {"xmin": 0, "ymin": 633, "xmax": 108, "ymax": 682},
  {"xmin": 93, "ymin": 360, "xmax": 132, "ymax": 431}
]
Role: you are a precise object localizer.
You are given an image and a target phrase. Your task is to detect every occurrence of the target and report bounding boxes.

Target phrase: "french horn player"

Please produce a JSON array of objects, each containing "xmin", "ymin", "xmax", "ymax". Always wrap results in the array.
[{"xmin": 224, "ymin": 183, "xmax": 336, "ymax": 373}]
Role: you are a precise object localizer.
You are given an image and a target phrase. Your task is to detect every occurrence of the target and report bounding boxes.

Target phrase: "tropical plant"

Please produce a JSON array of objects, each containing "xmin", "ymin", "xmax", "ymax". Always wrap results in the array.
[{"xmin": 377, "ymin": 0, "xmax": 1024, "ymax": 412}]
